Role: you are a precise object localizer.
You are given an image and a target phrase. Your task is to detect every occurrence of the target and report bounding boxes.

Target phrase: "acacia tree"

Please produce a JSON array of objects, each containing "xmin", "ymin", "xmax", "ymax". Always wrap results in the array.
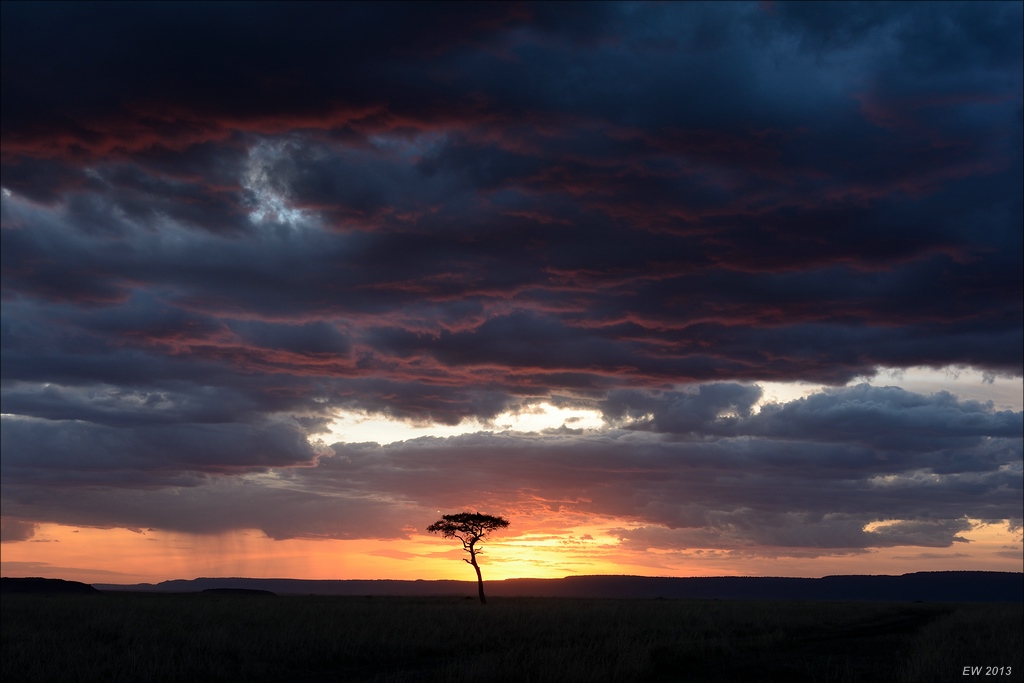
[{"xmin": 427, "ymin": 512, "xmax": 510, "ymax": 604}]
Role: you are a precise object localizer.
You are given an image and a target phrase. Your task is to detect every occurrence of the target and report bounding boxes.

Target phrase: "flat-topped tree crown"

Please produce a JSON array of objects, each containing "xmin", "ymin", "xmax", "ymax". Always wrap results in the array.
[
  {"xmin": 427, "ymin": 512, "xmax": 510, "ymax": 540},
  {"xmin": 427, "ymin": 512, "xmax": 509, "ymax": 604}
]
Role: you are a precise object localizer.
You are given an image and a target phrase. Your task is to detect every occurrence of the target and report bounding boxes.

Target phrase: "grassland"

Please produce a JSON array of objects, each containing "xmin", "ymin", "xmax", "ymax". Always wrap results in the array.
[{"xmin": 2, "ymin": 593, "xmax": 1020, "ymax": 682}]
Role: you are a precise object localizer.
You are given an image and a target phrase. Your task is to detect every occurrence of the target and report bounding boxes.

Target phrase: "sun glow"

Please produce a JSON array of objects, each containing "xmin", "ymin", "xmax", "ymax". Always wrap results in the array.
[{"xmin": 4, "ymin": 516, "xmax": 1019, "ymax": 586}]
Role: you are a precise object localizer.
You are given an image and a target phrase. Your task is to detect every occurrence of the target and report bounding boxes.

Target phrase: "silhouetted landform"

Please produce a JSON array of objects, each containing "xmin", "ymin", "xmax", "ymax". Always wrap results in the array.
[
  {"xmin": 93, "ymin": 571, "xmax": 1022, "ymax": 602},
  {"xmin": 1, "ymin": 577, "xmax": 101, "ymax": 595},
  {"xmin": 201, "ymin": 588, "xmax": 276, "ymax": 596}
]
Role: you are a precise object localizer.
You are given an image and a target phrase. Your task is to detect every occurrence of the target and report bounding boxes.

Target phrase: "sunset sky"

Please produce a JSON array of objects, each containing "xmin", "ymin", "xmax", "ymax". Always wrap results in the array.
[{"xmin": 1, "ymin": 1, "xmax": 1021, "ymax": 586}]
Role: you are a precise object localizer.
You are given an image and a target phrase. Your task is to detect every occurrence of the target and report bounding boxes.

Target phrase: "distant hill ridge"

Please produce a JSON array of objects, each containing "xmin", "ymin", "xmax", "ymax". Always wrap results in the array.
[
  {"xmin": 91, "ymin": 571, "xmax": 1023, "ymax": 602},
  {"xmin": 1, "ymin": 577, "xmax": 101, "ymax": 595}
]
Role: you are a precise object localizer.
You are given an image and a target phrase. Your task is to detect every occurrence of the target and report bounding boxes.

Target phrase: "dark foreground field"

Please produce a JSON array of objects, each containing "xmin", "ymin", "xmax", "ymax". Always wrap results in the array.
[{"xmin": 2, "ymin": 593, "xmax": 1020, "ymax": 682}]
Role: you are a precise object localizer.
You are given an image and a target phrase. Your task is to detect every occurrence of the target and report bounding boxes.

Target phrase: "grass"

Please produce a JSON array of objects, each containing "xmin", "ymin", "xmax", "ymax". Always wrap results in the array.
[{"xmin": 2, "ymin": 593, "xmax": 1020, "ymax": 682}]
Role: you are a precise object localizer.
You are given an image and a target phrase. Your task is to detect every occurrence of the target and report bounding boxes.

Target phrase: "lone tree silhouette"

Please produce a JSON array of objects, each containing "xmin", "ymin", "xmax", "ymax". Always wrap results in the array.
[{"xmin": 427, "ymin": 512, "xmax": 509, "ymax": 604}]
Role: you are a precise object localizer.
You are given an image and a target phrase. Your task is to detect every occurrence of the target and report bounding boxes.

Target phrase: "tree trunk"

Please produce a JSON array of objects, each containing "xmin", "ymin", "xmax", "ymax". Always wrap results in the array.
[{"xmin": 470, "ymin": 551, "xmax": 486, "ymax": 604}]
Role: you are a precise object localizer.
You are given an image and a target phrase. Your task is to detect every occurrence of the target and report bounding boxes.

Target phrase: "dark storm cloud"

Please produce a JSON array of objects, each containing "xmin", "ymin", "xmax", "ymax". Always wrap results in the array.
[{"xmin": 1, "ymin": 2, "xmax": 1021, "ymax": 550}]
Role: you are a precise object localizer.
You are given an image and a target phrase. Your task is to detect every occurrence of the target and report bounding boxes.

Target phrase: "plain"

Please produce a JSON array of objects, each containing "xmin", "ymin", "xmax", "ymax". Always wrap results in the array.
[{"xmin": 3, "ymin": 592, "xmax": 1022, "ymax": 682}]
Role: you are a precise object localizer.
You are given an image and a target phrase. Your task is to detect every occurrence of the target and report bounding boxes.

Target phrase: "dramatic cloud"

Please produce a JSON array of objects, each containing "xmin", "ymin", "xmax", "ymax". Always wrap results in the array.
[
  {"xmin": 1, "ymin": 2, "xmax": 1021, "ymax": 562},
  {"xmin": 3, "ymin": 384, "xmax": 1019, "ymax": 554}
]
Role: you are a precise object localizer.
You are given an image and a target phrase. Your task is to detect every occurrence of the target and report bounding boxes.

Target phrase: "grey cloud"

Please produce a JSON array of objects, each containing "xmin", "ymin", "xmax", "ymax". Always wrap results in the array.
[
  {"xmin": 0, "ymin": 517, "xmax": 38, "ymax": 543},
  {"xmin": 0, "ymin": 476, "xmax": 414, "ymax": 541},
  {"xmin": 0, "ymin": 381, "xmax": 276, "ymax": 428},
  {"xmin": 609, "ymin": 516, "xmax": 975, "ymax": 553},
  {"xmin": 0, "ymin": 415, "xmax": 321, "ymax": 479},
  {"xmin": 745, "ymin": 384, "xmax": 1022, "ymax": 450},
  {"xmin": 601, "ymin": 384, "xmax": 764, "ymax": 432},
  {"xmin": 603, "ymin": 383, "xmax": 1023, "ymax": 452}
]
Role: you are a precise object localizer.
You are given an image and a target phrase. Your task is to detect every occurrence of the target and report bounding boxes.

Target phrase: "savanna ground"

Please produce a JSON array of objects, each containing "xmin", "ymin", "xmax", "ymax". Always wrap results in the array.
[{"xmin": 2, "ymin": 593, "xmax": 1021, "ymax": 682}]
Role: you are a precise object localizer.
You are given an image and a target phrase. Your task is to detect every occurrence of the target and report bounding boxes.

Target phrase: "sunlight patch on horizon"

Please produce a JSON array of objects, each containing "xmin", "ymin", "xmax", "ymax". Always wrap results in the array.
[
  {"xmin": 755, "ymin": 365, "xmax": 1022, "ymax": 413},
  {"xmin": 323, "ymin": 402, "xmax": 606, "ymax": 446},
  {"xmin": 859, "ymin": 366, "xmax": 1023, "ymax": 411}
]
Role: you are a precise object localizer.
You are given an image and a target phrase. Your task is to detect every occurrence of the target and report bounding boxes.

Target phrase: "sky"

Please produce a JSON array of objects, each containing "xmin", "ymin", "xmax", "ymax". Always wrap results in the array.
[{"xmin": 1, "ymin": 1, "xmax": 1021, "ymax": 585}]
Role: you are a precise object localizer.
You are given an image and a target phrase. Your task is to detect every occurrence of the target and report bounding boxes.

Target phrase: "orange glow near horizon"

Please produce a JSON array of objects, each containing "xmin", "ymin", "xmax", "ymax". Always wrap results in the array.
[{"xmin": 2, "ymin": 519, "xmax": 1020, "ymax": 586}]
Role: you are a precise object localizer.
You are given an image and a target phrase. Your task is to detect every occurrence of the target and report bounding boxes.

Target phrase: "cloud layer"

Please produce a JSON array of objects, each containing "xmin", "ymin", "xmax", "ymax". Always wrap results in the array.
[{"xmin": 2, "ymin": 2, "xmax": 1021, "ymax": 556}]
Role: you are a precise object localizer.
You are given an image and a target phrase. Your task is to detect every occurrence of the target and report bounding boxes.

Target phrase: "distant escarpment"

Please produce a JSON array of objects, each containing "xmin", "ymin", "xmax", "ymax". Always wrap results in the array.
[
  {"xmin": 201, "ymin": 588, "xmax": 276, "ymax": 596},
  {"xmin": 1, "ymin": 577, "xmax": 101, "ymax": 595},
  {"xmin": 93, "ymin": 571, "xmax": 1022, "ymax": 602}
]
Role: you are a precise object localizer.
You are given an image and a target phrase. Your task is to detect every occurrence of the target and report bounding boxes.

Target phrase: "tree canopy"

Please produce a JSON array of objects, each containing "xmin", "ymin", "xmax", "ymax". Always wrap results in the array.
[{"xmin": 427, "ymin": 512, "xmax": 509, "ymax": 604}]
